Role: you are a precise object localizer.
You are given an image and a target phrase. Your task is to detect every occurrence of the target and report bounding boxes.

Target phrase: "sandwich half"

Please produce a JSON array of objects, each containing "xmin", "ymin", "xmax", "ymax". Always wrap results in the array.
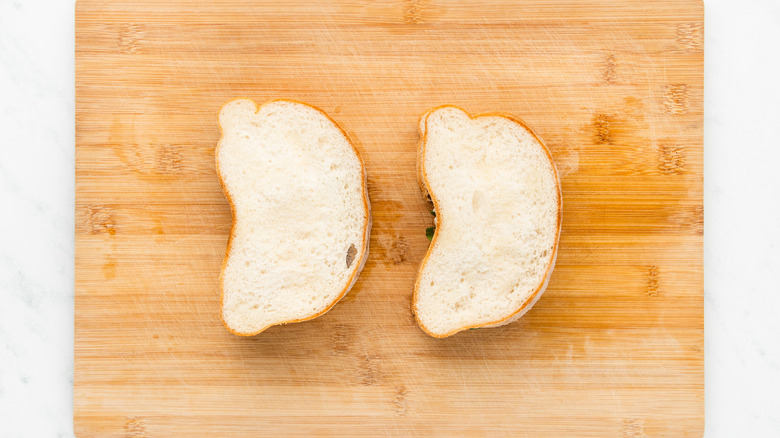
[
  {"xmin": 216, "ymin": 98, "xmax": 371, "ymax": 335},
  {"xmin": 414, "ymin": 106, "xmax": 561, "ymax": 337}
]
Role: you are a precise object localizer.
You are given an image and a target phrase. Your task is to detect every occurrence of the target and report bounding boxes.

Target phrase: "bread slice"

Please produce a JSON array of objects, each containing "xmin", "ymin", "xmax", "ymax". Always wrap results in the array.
[
  {"xmin": 413, "ymin": 106, "xmax": 561, "ymax": 338},
  {"xmin": 216, "ymin": 98, "xmax": 371, "ymax": 336}
]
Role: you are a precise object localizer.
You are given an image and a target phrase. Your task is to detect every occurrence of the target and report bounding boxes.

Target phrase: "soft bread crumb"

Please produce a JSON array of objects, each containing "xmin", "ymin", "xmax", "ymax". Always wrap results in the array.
[
  {"xmin": 216, "ymin": 99, "xmax": 370, "ymax": 335},
  {"xmin": 414, "ymin": 106, "xmax": 561, "ymax": 337}
]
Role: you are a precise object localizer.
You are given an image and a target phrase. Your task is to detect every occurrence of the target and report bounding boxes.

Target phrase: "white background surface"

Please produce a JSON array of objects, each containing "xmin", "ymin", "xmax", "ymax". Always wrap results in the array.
[{"xmin": 1, "ymin": 0, "xmax": 778, "ymax": 436}]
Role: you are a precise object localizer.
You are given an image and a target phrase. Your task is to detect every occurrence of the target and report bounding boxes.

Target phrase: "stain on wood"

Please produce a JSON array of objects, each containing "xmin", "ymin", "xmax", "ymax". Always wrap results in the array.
[
  {"xmin": 659, "ymin": 144, "xmax": 686, "ymax": 174},
  {"xmin": 84, "ymin": 206, "xmax": 116, "ymax": 235},
  {"xmin": 376, "ymin": 233, "xmax": 410, "ymax": 265},
  {"xmin": 622, "ymin": 417, "xmax": 645, "ymax": 438},
  {"xmin": 103, "ymin": 257, "xmax": 117, "ymax": 280},
  {"xmin": 677, "ymin": 23, "xmax": 703, "ymax": 51},
  {"xmin": 358, "ymin": 354, "xmax": 382, "ymax": 386},
  {"xmin": 331, "ymin": 324, "xmax": 353, "ymax": 354},
  {"xmin": 124, "ymin": 416, "xmax": 146, "ymax": 438},
  {"xmin": 664, "ymin": 84, "xmax": 690, "ymax": 114},
  {"xmin": 403, "ymin": 0, "xmax": 425, "ymax": 24},
  {"xmin": 591, "ymin": 113, "xmax": 615, "ymax": 145},
  {"xmin": 392, "ymin": 385, "xmax": 409, "ymax": 416},
  {"xmin": 604, "ymin": 54, "xmax": 617, "ymax": 84},
  {"xmin": 117, "ymin": 24, "xmax": 144, "ymax": 54},
  {"xmin": 647, "ymin": 266, "xmax": 659, "ymax": 297}
]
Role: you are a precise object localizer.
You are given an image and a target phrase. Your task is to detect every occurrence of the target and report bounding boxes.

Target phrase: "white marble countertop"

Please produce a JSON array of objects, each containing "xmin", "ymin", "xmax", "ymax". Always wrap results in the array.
[{"xmin": 1, "ymin": 0, "xmax": 779, "ymax": 436}]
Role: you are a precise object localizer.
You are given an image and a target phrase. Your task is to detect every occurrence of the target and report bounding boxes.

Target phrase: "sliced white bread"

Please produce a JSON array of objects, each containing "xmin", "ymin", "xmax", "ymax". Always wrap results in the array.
[
  {"xmin": 414, "ymin": 106, "xmax": 561, "ymax": 337},
  {"xmin": 216, "ymin": 98, "xmax": 371, "ymax": 336}
]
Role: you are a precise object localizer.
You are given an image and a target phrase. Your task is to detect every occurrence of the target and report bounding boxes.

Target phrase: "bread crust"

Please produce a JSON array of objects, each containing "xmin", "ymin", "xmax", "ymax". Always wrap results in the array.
[
  {"xmin": 412, "ymin": 105, "xmax": 562, "ymax": 338},
  {"xmin": 215, "ymin": 98, "xmax": 372, "ymax": 336}
]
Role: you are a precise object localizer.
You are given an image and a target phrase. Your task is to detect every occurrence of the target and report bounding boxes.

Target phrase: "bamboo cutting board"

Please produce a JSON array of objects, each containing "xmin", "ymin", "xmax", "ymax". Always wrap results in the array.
[{"xmin": 75, "ymin": 0, "xmax": 703, "ymax": 436}]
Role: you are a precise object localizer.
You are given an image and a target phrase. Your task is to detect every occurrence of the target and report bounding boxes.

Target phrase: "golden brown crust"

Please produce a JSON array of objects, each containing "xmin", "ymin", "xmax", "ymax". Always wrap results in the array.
[
  {"xmin": 215, "ymin": 98, "xmax": 371, "ymax": 336},
  {"xmin": 416, "ymin": 108, "xmax": 435, "ymax": 203},
  {"xmin": 412, "ymin": 105, "xmax": 563, "ymax": 338}
]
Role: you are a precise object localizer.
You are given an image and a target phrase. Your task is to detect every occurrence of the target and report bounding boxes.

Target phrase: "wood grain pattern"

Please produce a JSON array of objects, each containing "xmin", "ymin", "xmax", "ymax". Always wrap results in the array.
[{"xmin": 75, "ymin": 0, "xmax": 703, "ymax": 436}]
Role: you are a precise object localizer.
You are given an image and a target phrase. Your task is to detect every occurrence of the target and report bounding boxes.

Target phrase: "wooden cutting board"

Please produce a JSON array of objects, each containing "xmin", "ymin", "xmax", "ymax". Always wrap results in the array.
[{"xmin": 75, "ymin": 0, "xmax": 703, "ymax": 436}]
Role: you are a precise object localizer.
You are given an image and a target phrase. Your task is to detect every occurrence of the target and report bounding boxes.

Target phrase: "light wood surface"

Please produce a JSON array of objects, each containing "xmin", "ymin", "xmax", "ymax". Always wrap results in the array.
[{"xmin": 75, "ymin": 1, "xmax": 703, "ymax": 436}]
